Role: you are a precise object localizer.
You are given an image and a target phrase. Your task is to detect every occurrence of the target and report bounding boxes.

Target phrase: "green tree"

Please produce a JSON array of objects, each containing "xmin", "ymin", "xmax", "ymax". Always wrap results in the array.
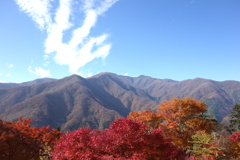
[
  {"xmin": 230, "ymin": 104, "xmax": 240, "ymax": 132},
  {"xmin": 188, "ymin": 131, "xmax": 224, "ymax": 159}
]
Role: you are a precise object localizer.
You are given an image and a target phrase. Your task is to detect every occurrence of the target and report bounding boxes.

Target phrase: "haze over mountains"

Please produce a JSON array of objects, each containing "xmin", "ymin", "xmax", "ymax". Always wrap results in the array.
[{"xmin": 0, "ymin": 72, "xmax": 240, "ymax": 131}]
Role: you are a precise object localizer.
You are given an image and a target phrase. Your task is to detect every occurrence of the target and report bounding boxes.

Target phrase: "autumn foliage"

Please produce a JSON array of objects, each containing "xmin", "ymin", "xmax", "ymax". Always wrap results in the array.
[
  {"xmin": 229, "ymin": 132, "xmax": 240, "ymax": 158},
  {"xmin": 0, "ymin": 118, "xmax": 61, "ymax": 160},
  {"xmin": 128, "ymin": 98, "xmax": 223, "ymax": 159},
  {"xmin": 128, "ymin": 110, "xmax": 162, "ymax": 128},
  {"xmin": 51, "ymin": 118, "xmax": 184, "ymax": 160},
  {"xmin": 1, "ymin": 99, "xmax": 240, "ymax": 159},
  {"xmin": 187, "ymin": 131, "xmax": 224, "ymax": 159},
  {"xmin": 158, "ymin": 98, "xmax": 214, "ymax": 148}
]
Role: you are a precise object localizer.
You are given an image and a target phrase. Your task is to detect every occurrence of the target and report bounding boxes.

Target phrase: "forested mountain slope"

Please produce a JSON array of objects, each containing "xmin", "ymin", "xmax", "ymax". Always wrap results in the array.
[{"xmin": 0, "ymin": 72, "xmax": 239, "ymax": 131}]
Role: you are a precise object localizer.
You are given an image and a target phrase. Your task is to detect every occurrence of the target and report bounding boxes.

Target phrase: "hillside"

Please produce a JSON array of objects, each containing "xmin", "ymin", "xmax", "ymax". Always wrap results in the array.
[
  {"xmin": 119, "ymin": 75, "xmax": 240, "ymax": 120},
  {"xmin": 0, "ymin": 73, "xmax": 157, "ymax": 131},
  {"xmin": 0, "ymin": 72, "xmax": 240, "ymax": 131}
]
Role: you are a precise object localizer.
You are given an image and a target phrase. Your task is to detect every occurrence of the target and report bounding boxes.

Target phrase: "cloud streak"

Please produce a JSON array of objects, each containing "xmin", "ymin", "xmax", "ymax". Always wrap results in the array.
[
  {"xmin": 28, "ymin": 66, "xmax": 51, "ymax": 77},
  {"xmin": 15, "ymin": 0, "xmax": 119, "ymax": 76},
  {"xmin": 15, "ymin": 0, "xmax": 52, "ymax": 30}
]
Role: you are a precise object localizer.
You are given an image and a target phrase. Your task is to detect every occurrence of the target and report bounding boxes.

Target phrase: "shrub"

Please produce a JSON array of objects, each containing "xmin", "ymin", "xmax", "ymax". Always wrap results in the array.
[{"xmin": 52, "ymin": 118, "xmax": 184, "ymax": 160}]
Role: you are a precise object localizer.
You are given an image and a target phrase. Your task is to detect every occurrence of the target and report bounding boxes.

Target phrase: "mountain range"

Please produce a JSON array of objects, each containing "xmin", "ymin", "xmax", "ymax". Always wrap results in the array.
[{"xmin": 0, "ymin": 72, "xmax": 240, "ymax": 131}]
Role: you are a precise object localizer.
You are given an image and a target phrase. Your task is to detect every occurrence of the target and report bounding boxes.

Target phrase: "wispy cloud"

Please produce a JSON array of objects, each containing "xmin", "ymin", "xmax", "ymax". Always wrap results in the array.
[
  {"xmin": 0, "ymin": 70, "xmax": 12, "ymax": 78},
  {"xmin": 28, "ymin": 66, "xmax": 51, "ymax": 77},
  {"xmin": 15, "ymin": 0, "xmax": 52, "ymax": 30},
  {"xmin": 15, "ymin": 0, "xmax": 119, "ymax": 76},
  {"xmin": 6, "ymin": 63, "xmax": 15, "ymax": 69}
]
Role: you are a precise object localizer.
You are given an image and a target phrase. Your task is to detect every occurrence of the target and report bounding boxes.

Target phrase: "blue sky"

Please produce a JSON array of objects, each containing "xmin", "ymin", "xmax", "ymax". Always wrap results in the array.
[{"xmin": 0, "ymin": 0, "xmax": 239, "ymax": 82}]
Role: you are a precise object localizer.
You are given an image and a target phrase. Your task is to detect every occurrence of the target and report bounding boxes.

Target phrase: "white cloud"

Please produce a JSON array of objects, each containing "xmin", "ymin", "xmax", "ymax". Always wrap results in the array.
[
  {"xmin": 53, "ymin": 34, "xmax": 111, "ymax": 73},
  {"xmin": 123, "ymin": 73, "xmax": 129, "ymax": 76},
  {"xmin": 15, "ymin": 0, "xmax": 52, "ymax": 30},
  {"xmin": 0, "ymin": 71, "xmax": 12, "ymax": 78},
  {"xmin": 0, "ymin": 80, "xmax": 5, "ymax": 83},
  {"xmin": 15, "ymin": 0, "xmax": 119, "ymax": 75},
  {"xmin": 76, "ymin": 72, "xmax": 93, "ymax": 78},
  {"xmin": 28, "ymin": 66, "xmax": 51, "ymax": 77},
  {"xmin": 68, "ymin": 9, "xmax": 97, "ymax": 49},
  {"xmin": 86, "ymin": 73, "xmax": 93, "ymax": 78},
  {"xmin": 6, "ymin": 63, "xmax": 15, "ymax": 68}
]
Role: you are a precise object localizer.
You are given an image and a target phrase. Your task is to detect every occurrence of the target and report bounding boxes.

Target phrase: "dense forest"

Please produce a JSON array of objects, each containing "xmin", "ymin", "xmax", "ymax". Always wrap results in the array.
[{"xmin": 1, "ymin": 98, "xmax": 240, "ymax": 160}]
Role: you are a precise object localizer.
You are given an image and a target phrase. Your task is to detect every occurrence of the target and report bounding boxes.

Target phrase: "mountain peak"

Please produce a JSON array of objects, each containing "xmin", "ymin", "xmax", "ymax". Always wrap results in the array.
[
  {"xmin": 94, "ymin": 72, "xmax": 116, "ymax": 76},
  {"xmin": 0, "ymin": 72, "xmax": 240, "ymax": 131},
  {"xmin": 90, "ymin": 72, "xmax": 118, "ymax": 79}
]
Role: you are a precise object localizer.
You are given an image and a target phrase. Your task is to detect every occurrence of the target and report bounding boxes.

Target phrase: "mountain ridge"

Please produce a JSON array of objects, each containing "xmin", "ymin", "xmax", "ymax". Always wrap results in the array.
[{"xmin": 0, "ymin": 73, "xmax": 240, "ymax": 131}]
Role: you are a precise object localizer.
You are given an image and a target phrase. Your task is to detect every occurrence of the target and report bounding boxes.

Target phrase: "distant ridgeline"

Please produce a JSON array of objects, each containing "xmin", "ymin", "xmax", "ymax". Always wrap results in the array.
[{"xmin": 0, "ymin": 72, "xmax": 240, "ymax": 131}]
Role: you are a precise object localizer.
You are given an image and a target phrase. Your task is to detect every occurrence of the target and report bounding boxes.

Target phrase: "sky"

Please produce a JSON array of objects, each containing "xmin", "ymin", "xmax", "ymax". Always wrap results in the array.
[{"xmin": 0, "ymin": 0, "xmax": 239, "ymax": 83}]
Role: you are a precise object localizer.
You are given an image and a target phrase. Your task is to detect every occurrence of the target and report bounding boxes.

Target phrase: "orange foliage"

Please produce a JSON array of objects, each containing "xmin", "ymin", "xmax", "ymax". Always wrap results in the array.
[
  {"xmin": 0, "ymin": 118, "xmax": 61, "ymax": 160},
  {"xmin": 129, "ymin": 98, "xmax": 214, "ymax": 149},
  {"xmin": 158, "ymin": 98, "xmax": 207, "ymax": 122},
  {"xmin": 128, "ymin": 110, "xmax": 163, "ymax": 128},
  {"xmin": 158, "ymin": 98, "xmax": 214, "ymax": 148}
]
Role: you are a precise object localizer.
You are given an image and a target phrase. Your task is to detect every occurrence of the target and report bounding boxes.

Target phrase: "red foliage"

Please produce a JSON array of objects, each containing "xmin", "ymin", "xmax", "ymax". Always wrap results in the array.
[
  {"xmin": 229, "ymin": 132, "xmax": 240, "ymax": 158},
  {"xmin": 229, "ymin": 132, "xmax": 240, "ymax": 142},
  {"xmin": 52, "ymin": 118, "xmax": 185, "ymax": 160},
  {"xmin": 0, "ymin": 118, "xmax": 61, "ymax": 160}
]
